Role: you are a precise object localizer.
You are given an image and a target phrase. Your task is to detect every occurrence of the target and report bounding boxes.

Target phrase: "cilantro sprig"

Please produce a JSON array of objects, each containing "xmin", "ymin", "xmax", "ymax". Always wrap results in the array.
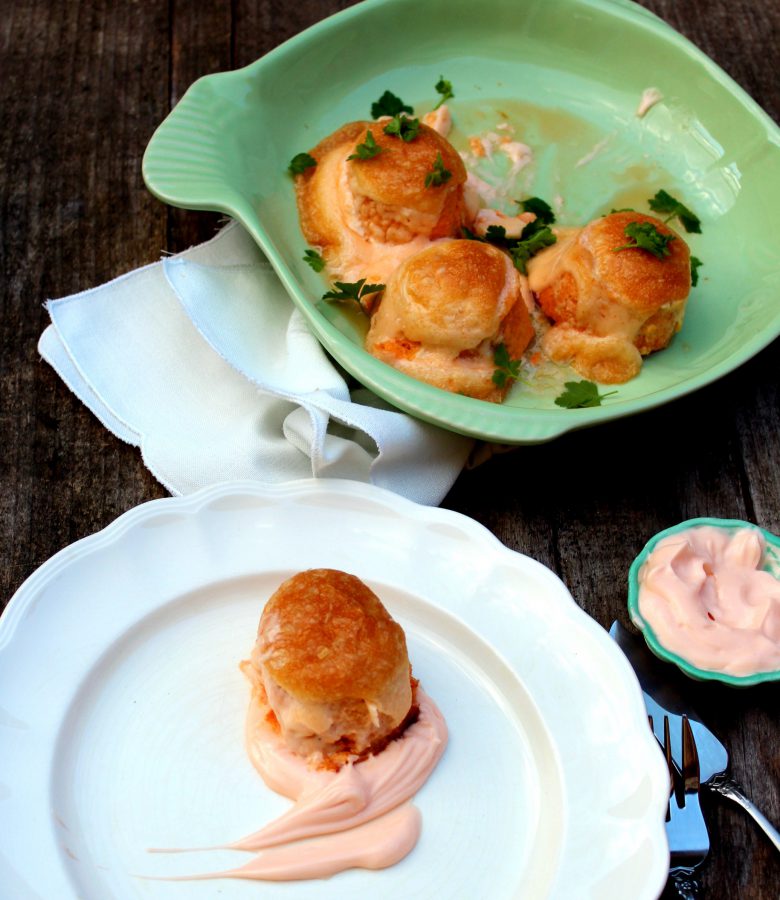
[
  {"xmin": 554, "ymin": 380, "xmax": 617, "ymax": 409},
  {"xmin": 371, "ymin": 90, "xmax": 413, "ymax": 119},
  {"xmin": 614, "ymin": 221, "xmax": 675, "ymax": 259},
  {"xmin": 518, "ymin": 196, "xmax": 556, "ymax": 225},
  {"xmin": 690, "ymin": 255, "xmax": 703, "ymax": 287},
  {"xmin": 492, "ymin": 343, "xmax": 525, "ymax": 389},
  {"xmin": 648, "ymin": 189, "xmax": 701, "ymax": 234},
  {"xmin": 424, "ymin": 152, "xmax": 452, "ymax": 188},
  {"xmin": 433, "ymin": 76, "xmax": 454, "ymax": 110},
  {"xmin": 348, "ymin": 130, "xmax": 383, "ymax": 161},
  {"xmin": 288, "ymin": 152, "xmax": 316, "ymax": 175},
  {"xmin": 322, "ymin": 278, "xmax": 385, "ymax": 314},
  {"xmin": 383, "ymin": 114, "xmax": 420, "ymax": 142},
  {"xmin": 303, "ymin": 249, "xmax": 325, "ymax": 272}
]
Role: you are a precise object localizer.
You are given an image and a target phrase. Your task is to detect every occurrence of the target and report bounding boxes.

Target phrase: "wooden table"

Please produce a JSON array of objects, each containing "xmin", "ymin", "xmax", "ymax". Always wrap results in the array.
[{"xmin": 1, "ymin": 1, "xmax": 778, "ymax": 896}]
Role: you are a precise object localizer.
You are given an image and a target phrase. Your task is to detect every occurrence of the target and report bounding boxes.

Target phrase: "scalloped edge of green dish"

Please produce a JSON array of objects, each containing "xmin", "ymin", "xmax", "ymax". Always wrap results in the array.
[{"xmin": 628, "ymin": 517, "xmax": 780, "ymax": 686}]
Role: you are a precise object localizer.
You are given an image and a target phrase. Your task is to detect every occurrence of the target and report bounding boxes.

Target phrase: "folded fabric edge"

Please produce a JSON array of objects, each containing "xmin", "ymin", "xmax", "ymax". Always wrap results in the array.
[
  {"xmin": 38, "ymin": 324, "xmax": 140, "ymax": 447},
  {"xmin": 38, "ymin": 324, "xmax": 188, "ymax": 497}
]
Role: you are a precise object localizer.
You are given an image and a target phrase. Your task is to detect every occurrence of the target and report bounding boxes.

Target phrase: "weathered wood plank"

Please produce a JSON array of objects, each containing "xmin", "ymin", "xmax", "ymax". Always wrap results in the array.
[
  {"xmin": 166, "ymin": 0, "xmax": 233, "ymax": 252},
  {"xmin": 0, "ymin": 0, "xmax": 171, "ymax": 612}
]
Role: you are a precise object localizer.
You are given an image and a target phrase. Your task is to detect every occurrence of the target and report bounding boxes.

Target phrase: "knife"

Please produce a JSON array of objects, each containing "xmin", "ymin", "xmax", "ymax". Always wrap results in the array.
[{"xmin": 610, "ymin": 620, "xmax": 780, "ymax": 853}]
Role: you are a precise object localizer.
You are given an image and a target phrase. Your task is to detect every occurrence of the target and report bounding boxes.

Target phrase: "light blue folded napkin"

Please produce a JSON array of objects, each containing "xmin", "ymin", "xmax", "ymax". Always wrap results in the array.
[{"xmin": 39, "ymin": 223, "xmax": 472, "ymax": 505}]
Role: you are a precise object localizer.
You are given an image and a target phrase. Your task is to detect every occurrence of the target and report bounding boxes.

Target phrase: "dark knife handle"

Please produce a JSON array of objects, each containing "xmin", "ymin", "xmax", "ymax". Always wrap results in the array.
[{"xmin": 666, "ymin": 868, "xmax": 702, "ymax": 899}]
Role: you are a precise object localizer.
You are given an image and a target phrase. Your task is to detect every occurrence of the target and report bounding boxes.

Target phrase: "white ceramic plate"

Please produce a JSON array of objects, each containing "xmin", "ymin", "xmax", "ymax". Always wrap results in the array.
[{"xmin": 0, "ymin": 480, "xmax": 668, "ymax": 899}]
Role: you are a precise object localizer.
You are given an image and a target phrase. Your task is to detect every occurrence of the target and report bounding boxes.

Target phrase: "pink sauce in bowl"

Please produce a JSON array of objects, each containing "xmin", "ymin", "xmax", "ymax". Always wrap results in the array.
[{"xmin": 631, "ymin": 520, "xmax": 780, "ymax": 682}]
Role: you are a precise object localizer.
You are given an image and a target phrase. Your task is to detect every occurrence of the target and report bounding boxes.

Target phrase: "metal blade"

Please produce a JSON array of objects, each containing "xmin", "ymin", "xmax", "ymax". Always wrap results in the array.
[{"xmin": 610, "ymin": 621, "xmax": 729, "ymax": 784}]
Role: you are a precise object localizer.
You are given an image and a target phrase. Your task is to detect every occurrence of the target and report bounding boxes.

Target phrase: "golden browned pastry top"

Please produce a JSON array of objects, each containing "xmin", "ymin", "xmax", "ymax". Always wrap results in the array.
[
  {"xmin": 581, "ymin": 211, "xmax": 691, "ymax": 313},
  {"xmin": 345, "ymin": 121, "xmax": 467, "ymax": 215},
  {"xmin": 394, "ymin": 239, "xmax": 518, "ymax": 348},
  {"xmin": 257, "ymin": 568, "xmax": 410, "ymax": 704},
  {"xmin": 527, "ymin": 211, "xmax": 692, "ymax": 383},
  {"xmin": 294, "ymin": 120, "xmax": 468, "ymax": 283},
  {"xmin": 366, "ymin": 239, "xmax": 534, "ymax": 402}
]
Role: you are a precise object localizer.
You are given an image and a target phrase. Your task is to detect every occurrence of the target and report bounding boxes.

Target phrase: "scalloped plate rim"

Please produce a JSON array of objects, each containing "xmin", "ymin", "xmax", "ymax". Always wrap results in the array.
[{"xmin": 0, "ymin": 478, "xmax": 670, "ymax": 899}]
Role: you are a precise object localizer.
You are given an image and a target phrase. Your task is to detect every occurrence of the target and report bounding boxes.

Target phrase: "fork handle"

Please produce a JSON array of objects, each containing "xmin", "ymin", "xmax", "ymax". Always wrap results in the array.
[
  {"xmin": 709, "ymin": 777, "xmax": 780, "ymax": 853},
  {"xmin": 668, "ymin": 868, "xmax": 701, "ymax": 899}
]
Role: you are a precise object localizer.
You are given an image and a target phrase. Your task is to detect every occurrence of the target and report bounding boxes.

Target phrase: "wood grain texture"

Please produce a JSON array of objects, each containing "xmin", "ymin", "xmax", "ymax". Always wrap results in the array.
[
  {"xmin": 1, "ymin": 1, "xmax": 778, "ymax": 897},
  {"xmin": 166, "ymin": 0, "xmax": 232, "ymax": 250}
]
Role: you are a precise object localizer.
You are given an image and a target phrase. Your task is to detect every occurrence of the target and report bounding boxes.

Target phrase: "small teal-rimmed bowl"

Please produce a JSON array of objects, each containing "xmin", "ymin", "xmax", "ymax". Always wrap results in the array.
[{"xmin": 628, "ymin": 517, "xmax": 780, "ymax": 686}]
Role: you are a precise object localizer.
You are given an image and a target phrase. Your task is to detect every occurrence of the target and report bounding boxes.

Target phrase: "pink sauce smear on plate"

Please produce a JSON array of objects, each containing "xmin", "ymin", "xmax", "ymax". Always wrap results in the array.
[
  {"xmin": 154, "ymin": 688, "xmax": 447, "ymax": 882},
  {"xmin": 638, "ymin": 525, "xmax": 780, "ymax": 676}
]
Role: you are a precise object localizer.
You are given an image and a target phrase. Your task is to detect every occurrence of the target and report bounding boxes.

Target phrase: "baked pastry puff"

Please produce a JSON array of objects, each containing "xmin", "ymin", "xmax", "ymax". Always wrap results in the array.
[
  {"xmin": 295, "ymin": 120, "xmax": 467, "ymax": 285},
  {"xmin": 528, "ymin": 211, "xmax": 691, "ymax": 383},
  {"xmin": 244, "ymin": 569, "xmax": 415, "ymax": 763},
  {"xmin": 366, "ymin": 239, "xmax": 535, "ymax": 402}
]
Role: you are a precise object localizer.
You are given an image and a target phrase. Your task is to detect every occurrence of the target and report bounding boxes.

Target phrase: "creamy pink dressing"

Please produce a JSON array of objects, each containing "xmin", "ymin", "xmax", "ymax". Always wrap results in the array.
[
  {"xmin": 156, "ymin": 689, "xmax": 447, "ymax": 882},
  {"xmin": 637, "ymin": 525, "xmax": 780, "ymax": 675}
]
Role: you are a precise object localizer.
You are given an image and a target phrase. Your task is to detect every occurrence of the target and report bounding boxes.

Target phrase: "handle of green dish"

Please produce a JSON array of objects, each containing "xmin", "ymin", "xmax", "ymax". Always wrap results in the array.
[{"xmin": 142, "ymin": 77, "xmax": 254, "ymax": 221}]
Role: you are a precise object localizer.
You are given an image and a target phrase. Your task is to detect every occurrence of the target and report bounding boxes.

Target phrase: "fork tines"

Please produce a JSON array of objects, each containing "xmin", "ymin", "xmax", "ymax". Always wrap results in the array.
[
  {"xmin": 650, "ymin": 711, "xmax": 711, "ymax": 882},
  {"xmin": 680, "ymin": 715, "xmax": 700, "ymax": 794}
]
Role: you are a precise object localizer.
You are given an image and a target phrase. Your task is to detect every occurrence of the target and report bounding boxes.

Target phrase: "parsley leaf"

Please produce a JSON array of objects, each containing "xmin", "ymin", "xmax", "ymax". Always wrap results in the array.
[
  {"xmin": 348, "ymin": 130, "xmax": 383, "ymax": 161},
  {"xmin": 288, "ymin": 152, "xmax": 317, "ymax": 175},
  {"xmin": 554, "ymin": 380, "xmax": 617, "ymax": 409},
  {"xmin": 518, "ymin": 196, "xmax": 556, "ymax": 225},
  {"xmin": 433, "ymin": 76, "xmax": 454, "ymax": 110},
  {"xmin": 613, "ymin": 221, "xmax": 675, "ymax": 259},
  {"xmin": 371, "ymin": 90, "xmax": 413, "ymax": 119},
  {"xmin": 648, "ymin": 189, "xmax": 701, "ymax": 234},
  {"xmin": 690, "ymin": 255, "xmax": 703, "ymax": 287},
  {"xmin": 322, "ymin": 278, "xmax": 385, "ymax": 314},
  {"xmin": 484, "ymin": 224, "xmax": 509, "ymax": 245},
  {"xmin": 492, "ymin": 343, "xmax": 523, "ymax": 389},
  {"xmin": 465, "ymin": 220, "xmax": 556, "ymax": 274},
  {"xmin": 509, "ymin": 221, "xmax": 557, "ymax": 274},
  {"xmin": 383, "ymin": 114, "xmax": 421, "ymax": 142},
  {"xmin": 303, "ymin": 249, "xmax": 325, "ymax": 272},
  {"xmin": 425, "ymin": 152, "xmax": 452, "ymax": 188}
]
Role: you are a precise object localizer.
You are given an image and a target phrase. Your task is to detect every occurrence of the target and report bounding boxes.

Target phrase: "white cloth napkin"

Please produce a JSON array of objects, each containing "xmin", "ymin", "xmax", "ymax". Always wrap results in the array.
[{"xmin": 38, "ymin": 223, "xmax": 473, "ymax": 505}]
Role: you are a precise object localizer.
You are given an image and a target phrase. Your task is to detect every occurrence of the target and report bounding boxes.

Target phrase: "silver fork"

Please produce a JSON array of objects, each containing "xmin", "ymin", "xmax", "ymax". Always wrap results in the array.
[{"xmin": 652, "ymin": 714, "xmax": 710, "ymax": 899}]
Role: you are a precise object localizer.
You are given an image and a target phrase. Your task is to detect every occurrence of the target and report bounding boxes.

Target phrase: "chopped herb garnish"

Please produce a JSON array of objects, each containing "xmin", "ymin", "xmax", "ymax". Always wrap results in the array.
[
  {"xmin": 465, "ymin": 220, "xmax": 557, "ymax": 274},
  {"xmin": 609, "ymin": 207, "xmax": 635, "ymax": 214},
  {"xmin": 383, "ymin": 114, "xmax": 420, "ymax": 142},
  {"xmin": 425, "ymin": 152, "xmax": 452, "ymax": 187},
  {"xmin": 433, "ymin": 76, "xmax": 454, "ymax": 110},
  {"xmin": 613, "ymin": 221, "xmax": 675, "ymax": 259},
  {"xmin": 492, "ymin": 343, "xmax": 523, "ymax": 389},
  {"xmin": 484, "ymin": 224, "xmax": 509, "ymax": 245},
  {"xmin": 322, "ymin": 278, "xmax": 385, "ymax": 314},
  {"xmin": 288, "ymin": 152, "xmax": 316, "ymax": 175},
  {"xmin": 509, "ymin": 221, "xmax": 557, "ymax": 274},
  {"xmin": 303, "ymin": 249, "xmax": 325, "ymax": 272},
  {"xmin": 348, "ymin": 130, "xmax": 383, "ymax": 161},
  {"xmin": 648, "ymin": 189, "xmax": 701, "ymax": 234},
  {"xmin": 690, "ymin": 255, "xmax": 703, "ymax": 287},
  {"xmin": 371, "ymin": 90, "xmax": 413, "ymax": 119},
  {"xmin": 554, "ymin": 380, "xmax": 617, "ymax": 409},
  {"xmin": 518, "ymin": 196, "xmax": 556, "ymax": 225}
]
